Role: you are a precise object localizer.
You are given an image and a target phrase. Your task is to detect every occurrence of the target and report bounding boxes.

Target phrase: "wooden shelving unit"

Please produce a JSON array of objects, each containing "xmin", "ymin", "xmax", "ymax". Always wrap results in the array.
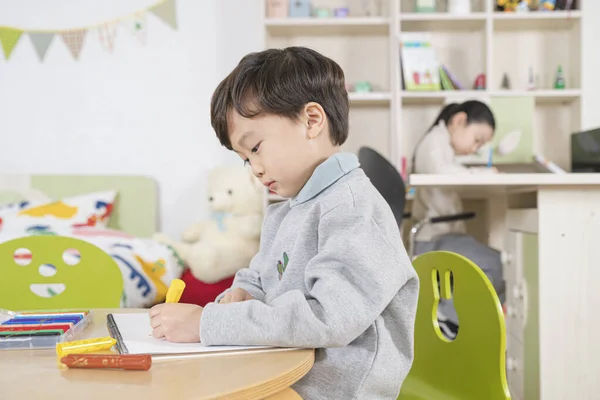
[{"xmin": 260, "ymin": 0, "xmax": 583, "ymax": 207}]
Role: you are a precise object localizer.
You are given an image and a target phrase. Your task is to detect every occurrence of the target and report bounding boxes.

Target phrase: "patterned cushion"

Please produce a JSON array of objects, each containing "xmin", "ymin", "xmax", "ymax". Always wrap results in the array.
[{"xmin": 0, "ymin": 191, "xmax": 117, "ymax": 234}]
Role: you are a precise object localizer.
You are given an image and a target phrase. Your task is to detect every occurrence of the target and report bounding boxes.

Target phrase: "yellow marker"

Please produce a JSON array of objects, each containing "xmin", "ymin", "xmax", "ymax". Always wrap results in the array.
[
  {"xmin": 166, "ymin": 278, "xmax": 186, "ymax": 303},
  {"xmin": 56, "ymin": 336, "xmax": 117, "ymax": 358}
]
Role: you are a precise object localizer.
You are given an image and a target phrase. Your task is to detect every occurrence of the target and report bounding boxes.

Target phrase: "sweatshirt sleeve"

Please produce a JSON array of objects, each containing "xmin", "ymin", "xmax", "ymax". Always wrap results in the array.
[
  {"xmin": 214, "ymin": 252, "xmax": 266, "ymax": 303},
  {"xmin": 200, "ymin": 203, "xmax": 412, "ymax": 348}
]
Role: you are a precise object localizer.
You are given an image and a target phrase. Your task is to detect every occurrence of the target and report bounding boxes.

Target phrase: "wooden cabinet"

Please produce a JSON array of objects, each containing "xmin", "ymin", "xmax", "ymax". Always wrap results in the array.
[{"xmin": 504, "ymin": 209, "xmax": 540, "ymax": 400}]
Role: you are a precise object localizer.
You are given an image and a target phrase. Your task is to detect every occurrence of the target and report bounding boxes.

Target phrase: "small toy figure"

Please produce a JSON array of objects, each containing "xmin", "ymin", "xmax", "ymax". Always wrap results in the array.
[
  {"xmin": 527, "ymin": 67, "xmax": 535, "ymax": 90},
  {"xmin": 289, "ymin": 0, "xmax": 311, "ymax": 18},
  {"xmin": 554, "ymin": 65, "xmax": 565, "ymax": 89},
  {"xmin": 539, "ymin": 0, "xmax": 556, "ymax": 10},
  {"xmin": 354, "ymin": 81, "xmax": 372, "ymax": 92},
  {"xmin": 501, "ymin": 73, "xmax": 510, "ymax": 89},
  {"xmin": 556, "ymin": 0, "xmax": 576, "ymax": 10},
  {"xmin": 314, "ymin": 7, "xmax": 330, "ymax": 17},
  {"xmin": 360, "ymin": 0, "xmax": 381, "ymax": 16},
  {"xmin": 416, "ymin": 0, "xmax": 436, "ymax": 13},
  {"xmin": 473, "ymin": 74, "xmax": 486, "ymax": 90},
  {"xmin": 267, "ymin": 0, "xmax": 289, "ymax": 17},
  {"xmin": 334, "ymin": 7, "xmax": 349, "ymax": 17},
  {"xmin": 496, "ymin": 0, "xmax": 519, "ymax": 11},
  {"xmin": 516, "ymin": 0, "xmax": 531, "ymax": 12}
]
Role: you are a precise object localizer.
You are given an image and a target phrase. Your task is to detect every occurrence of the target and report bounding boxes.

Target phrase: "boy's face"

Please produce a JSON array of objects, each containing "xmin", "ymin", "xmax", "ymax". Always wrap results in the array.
[{"xmin": 228, "ymin": 110, "xmax": 321, "ymax": 198}]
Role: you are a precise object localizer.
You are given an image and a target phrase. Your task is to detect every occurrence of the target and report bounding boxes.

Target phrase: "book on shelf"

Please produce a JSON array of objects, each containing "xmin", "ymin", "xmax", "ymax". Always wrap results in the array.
[
  {"xmin": 400, "ymin": 33, "xmax": 464, "ymax": 92},
  {"xmin": 400, "ymin": 33, "xmax": 441, "ymax": 91}
]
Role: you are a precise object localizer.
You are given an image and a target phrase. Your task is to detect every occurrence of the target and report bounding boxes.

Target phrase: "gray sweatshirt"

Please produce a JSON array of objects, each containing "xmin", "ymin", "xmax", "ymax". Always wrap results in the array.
[{"xmin": 200, "ymin": 152, "xmax": 419, "ymax": 400}]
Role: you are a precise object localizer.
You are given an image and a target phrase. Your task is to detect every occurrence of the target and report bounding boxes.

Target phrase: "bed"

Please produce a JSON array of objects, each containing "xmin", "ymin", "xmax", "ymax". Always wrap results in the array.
[{"xmin": 0, "ymin": 175, "xmax": 185, "ymax": 309}]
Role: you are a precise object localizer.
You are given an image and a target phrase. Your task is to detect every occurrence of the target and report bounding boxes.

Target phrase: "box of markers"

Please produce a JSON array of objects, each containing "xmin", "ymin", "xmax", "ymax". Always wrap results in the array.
[{"xmin": 0, "ymin": 309, "xmax": 92, "ymax": 350}]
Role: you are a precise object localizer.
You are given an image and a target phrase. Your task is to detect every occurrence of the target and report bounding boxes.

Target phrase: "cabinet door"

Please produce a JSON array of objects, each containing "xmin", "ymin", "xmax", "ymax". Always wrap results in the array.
[
  {"xmin": 521, "ymin": 232, "xmax": 540, "ymax": 400},
  {"xmin": 505, "ymin": 231, "xmax": 540, "ymax": 400},
  {"xmin": 504, "ymin": 231, "xmax": 523, "ymax": 340},
  {"xmin": 504, "ymin": 231, "xmax": 523, "ymax": 400}
]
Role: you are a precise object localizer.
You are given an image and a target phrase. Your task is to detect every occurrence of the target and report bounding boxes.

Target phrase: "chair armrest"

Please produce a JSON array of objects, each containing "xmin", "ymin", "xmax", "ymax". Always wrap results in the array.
[
  {"xmin": 429, "ymin": 212, "xmax": 476, "ymax": 224},
  {"xmin": 408, "ymin": 212, "xmax": 476, "ymax": 259}
]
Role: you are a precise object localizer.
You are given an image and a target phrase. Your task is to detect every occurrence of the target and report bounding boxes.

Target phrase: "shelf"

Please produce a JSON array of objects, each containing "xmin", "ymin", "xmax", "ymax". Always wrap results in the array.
[
  {"xmin": 491, "ymin": 89, "xmax": 581, "ymax": 103},
  {"xmin": 402, "ymin": 90, "xmax": 488, "ymax": 104},
  {"xmin": 400, "ymin": 12, "xmax": 486, "ymax": 31},
  {"xmin": 348, "ymin": 91, "xmax": 391, "ymax": 105},
  {"xmin": 493, "ymin": 10, "xmax": 581, "ymax": 30},
  {"xmin": 401, "ymin": 89, "xmax": 581, "ymax": 104},
  {"xmin": 265, "ymin": 17, "xmax": 389, "ymax": 36},
  {"xmin": 261, "ymin": 1, "xmax": 584, "ymax": 179}
]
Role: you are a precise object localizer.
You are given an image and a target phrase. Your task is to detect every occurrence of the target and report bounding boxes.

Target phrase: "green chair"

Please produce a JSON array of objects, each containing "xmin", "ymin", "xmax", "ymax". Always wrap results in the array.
[
  {"xmin": 398, "ymin": 251, "xmax": 511, "ymax": 400},
  {"xmin": 0, "ymin": 236, "xmax": 123, "ymax": 311}
]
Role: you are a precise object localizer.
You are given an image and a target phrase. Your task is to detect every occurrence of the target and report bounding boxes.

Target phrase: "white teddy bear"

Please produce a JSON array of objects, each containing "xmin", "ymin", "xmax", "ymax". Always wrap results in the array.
[{"xmin": 154, "ymin": 165, "xmax": 265, "ymax": 284}]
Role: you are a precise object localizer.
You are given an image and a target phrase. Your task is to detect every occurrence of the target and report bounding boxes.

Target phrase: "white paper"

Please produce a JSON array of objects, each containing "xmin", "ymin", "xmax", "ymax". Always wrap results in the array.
[{"xmin": 111, "ymin": 313, "xmax": 272, "ymax": 355}]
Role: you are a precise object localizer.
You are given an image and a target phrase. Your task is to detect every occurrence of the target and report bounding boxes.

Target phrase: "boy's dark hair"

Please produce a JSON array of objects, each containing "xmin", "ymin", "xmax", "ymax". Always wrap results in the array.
[{"xmin": 210, "ymin": 46, "xmax": 349, "ymax": 150}]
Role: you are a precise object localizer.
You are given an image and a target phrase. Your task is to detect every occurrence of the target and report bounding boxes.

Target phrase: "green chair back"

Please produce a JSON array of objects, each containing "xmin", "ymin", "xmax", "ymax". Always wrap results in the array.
[
  {"xmin": 0, "ymin": 236, "xmax": 123, "ymax": 311},
  {"xmin": 398, "ymin": 251, "xmax": 511, "ymax": 400}
]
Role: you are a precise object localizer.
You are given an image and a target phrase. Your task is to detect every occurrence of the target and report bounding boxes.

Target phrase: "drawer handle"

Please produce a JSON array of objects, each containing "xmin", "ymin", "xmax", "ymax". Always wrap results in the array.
[
  {"xmin": 501, "ymin": 251, "xmax": 512, "ymax": 265},
  {"xmin": 506, "ymin": 357, "xmax": 518, "ymax": 371}
]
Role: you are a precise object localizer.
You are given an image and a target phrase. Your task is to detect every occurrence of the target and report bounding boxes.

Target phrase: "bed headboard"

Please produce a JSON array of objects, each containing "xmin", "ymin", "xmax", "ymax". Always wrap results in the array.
[{"xmin": 0, "ymin": 175, "xmax": 158, "ymax": 238}]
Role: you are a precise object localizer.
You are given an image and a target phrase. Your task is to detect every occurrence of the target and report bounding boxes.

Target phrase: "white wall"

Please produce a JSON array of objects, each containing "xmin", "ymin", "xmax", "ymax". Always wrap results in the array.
[
  {"xmin": 581, "ymin": 1, "xmax": 600, "ymax": 130},
  {"xmin": 1, "ymin": 0, "xmax": 597, "ymax": 239},
  {"xmin": 0, "ymin": 0, "xmax": 262, "ymax": 239}
]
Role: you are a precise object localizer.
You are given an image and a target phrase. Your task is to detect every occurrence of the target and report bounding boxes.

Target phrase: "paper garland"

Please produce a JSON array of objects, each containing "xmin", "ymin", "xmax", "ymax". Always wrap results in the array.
[
  {"xmin": 0, "ymin": 28, "xmax": 22, "ymax": 59},
  {"xmin": 0, "ymin": 0, "xmax": 177, "ymax": 62}
]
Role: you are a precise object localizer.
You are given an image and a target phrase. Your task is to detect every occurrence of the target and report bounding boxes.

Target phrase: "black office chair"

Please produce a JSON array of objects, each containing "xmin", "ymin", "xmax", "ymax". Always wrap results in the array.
[
  {"xmin": 358, "ymin": 146, "xmax": 410, "ymax": 228},
  {"xmin": 357, "ymin": 146, "xmax": 476, "ymax": 259}
]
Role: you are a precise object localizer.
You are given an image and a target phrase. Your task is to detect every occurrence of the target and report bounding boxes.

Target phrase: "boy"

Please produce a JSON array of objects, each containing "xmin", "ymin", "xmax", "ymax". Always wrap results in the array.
[{"xmin": 149, "ymin": 46, "xmax": 419, "ymax": 399}]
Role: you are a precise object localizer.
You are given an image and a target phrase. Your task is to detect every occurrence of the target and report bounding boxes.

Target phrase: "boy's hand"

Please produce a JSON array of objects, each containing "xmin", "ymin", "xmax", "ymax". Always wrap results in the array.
[
  {"xmin": 149, "ymin": 303, "xmax": 203, "ymax": 343},
  {"xmin": 219, "ymin": 288, "xmax": 254, "ymax": 304}
]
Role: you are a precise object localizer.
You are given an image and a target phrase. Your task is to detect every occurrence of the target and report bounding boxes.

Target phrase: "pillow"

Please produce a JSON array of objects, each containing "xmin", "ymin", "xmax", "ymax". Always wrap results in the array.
[{"xmin": 0, "ymin": 191, "xmax": 117, "ymax": 233}]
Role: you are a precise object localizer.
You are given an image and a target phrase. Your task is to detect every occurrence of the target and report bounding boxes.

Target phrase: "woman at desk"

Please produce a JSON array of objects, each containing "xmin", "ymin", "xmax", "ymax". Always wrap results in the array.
[{"xmin": 412, "ymin": 100, "xmax": 505, "ymax": 339}]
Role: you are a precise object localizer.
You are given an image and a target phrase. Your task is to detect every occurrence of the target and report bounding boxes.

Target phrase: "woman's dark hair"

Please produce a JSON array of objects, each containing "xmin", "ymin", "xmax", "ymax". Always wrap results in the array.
[
  {"xmin": 428, "ymin": 100, "xmax": 495, "ymax": 132},
  {"xmin": 412, "ymin": 100, "xmax": 496, "ymax": 173}
]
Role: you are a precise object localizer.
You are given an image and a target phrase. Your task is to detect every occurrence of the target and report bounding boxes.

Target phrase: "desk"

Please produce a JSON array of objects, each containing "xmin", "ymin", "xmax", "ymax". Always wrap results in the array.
[
  {"xmin": 410, "ymin": 173, "xmax": 600, "ymax": 400},
  {"xmin": 0, "ymin": 309, "xmax": 314, "ymax": 400}
]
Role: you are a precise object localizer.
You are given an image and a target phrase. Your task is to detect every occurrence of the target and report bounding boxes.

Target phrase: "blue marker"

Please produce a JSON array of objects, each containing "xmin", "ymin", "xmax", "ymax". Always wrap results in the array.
[
  {"xmin": 3, "ymin": 315, "xmax": 83, "ymax": 325},
  {"xmin": 487, "ymin": 148, "xmax": 493, "ymax": 168}
]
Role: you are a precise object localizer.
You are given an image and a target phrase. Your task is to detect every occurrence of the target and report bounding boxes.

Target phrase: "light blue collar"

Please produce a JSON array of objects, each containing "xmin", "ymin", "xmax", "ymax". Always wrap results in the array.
[{"xmin": 289, "ymin": 152, "xmax": 360, "ymax": 207}]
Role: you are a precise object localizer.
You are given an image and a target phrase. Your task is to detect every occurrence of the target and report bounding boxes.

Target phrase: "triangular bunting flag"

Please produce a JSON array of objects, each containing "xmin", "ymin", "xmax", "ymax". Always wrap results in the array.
[
  {"xmin": 0, "ymin": 27, "xmax": 23, "ymax": 60},
  {"xmin": 98, "ymin": 22, "xmax": 117, "ymax": 53},
  {"xmin": 28, "ymin": 32, "xmax": 54, "ymax": 62},
  {"xmin": 60, "ymin": 29, "xmax": 87, "ymax": 60},
  {"xmin": 127, "ymin": 12, "xmax": 147, "ymax": 45},
  {"xmin": 150, "ymin": 0, "xmax": 178, "ymax": 29}
]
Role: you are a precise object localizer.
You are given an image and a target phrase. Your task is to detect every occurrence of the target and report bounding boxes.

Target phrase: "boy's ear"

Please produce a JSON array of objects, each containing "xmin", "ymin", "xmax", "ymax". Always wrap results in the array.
[{"xmin": 303, "ymin": 102, "xmax": 326, "ymax": 139}]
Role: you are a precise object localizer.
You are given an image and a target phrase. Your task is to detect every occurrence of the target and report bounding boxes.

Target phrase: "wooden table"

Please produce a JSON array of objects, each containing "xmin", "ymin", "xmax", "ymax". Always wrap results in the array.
[{"xmin": 0, "ymin": 309, "xmax": 314, "ymax": 400}]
